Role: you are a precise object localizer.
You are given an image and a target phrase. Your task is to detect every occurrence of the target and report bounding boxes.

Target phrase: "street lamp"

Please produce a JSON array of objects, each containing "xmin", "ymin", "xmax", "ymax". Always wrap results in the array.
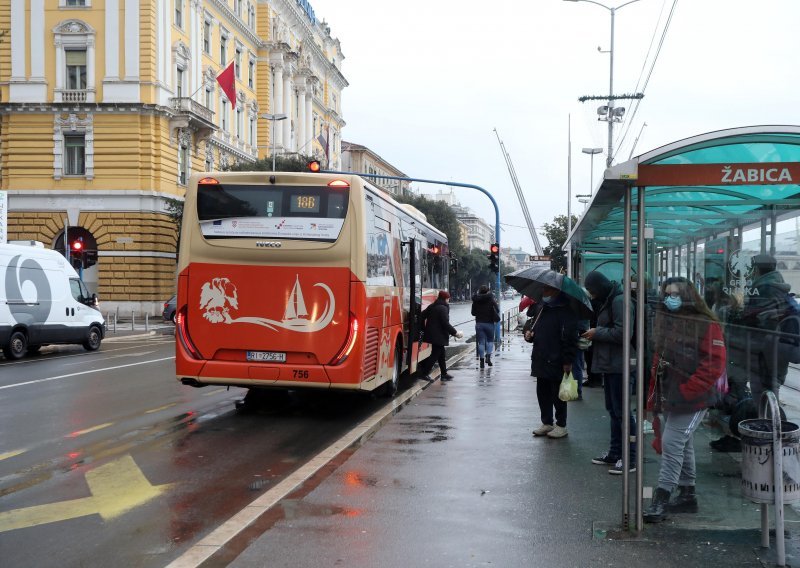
[
  {"xmin": 564, "ymin": 0, "xmax": 645, "ymax": 166},
  {"xmin": 261, "ymin": 113, "xmax": 287, "ymax": 171},
  {"xmin": 582, "ymin": 146, "xmax": 603, "ymax": 197}
]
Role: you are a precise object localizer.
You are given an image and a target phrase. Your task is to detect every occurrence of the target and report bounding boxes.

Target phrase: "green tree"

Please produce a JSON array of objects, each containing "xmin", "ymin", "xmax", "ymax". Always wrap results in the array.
[
  {"xmin": 541, "ymin": 214, "xmax": 578, "ymax": 273},
  {"xmin": 224, "ymin": 153, "xmax": 316, "ymax": 172}
]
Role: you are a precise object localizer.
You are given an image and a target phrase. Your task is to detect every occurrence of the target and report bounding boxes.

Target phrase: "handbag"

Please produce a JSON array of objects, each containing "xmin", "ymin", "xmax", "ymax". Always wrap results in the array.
[
  {"xmin": 492, "ymin": 303, "xmax": 501, "ymax": 323},
  {"xmin": 558, "ymin": 372, "xmax": 579, "ymax": 402}
]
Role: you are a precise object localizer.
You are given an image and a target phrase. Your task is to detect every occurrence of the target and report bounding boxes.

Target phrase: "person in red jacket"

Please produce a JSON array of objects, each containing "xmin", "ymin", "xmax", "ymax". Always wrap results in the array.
[{"xmin": 644, "ymin": 276, "xmax": 726, "ymax": 523}]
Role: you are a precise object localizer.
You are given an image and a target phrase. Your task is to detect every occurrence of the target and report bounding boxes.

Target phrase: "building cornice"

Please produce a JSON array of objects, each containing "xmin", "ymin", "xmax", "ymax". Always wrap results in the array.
[{"xmin": 206, "ymin": 0, "xmax": 261, "ymax": 48}]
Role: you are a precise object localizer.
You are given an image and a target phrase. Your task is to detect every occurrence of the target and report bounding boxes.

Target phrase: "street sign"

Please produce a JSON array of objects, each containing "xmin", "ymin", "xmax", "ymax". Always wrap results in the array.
[{"xmin": 528, "ymin": 255, "xmax": 551, "ymax": 269}]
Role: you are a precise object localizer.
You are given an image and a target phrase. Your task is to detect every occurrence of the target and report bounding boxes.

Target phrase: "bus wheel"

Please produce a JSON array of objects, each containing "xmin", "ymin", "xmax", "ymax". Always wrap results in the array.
[
  {"xmin": 381, "ymin": 345, "xmax": 402, "ymax": 398},
  {"xmin": 3, "ymin": 331, "xmax": 28, "ymax": 360}
]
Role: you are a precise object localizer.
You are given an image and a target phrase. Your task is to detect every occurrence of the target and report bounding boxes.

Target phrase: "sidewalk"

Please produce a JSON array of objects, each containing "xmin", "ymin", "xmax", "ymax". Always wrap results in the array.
[{"xmin": 225, "ymin": 332, "xmax": 799, "ymax": 568}]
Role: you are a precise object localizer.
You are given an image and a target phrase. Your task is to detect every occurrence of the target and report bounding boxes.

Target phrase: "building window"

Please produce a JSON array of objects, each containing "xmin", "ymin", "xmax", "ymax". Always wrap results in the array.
[
  {"xmin": 235, "ymin": 0, "xmax": 243, "ymax": 18},
  {"xmin": 205, "ymin": 88, "xmax": 213, "ymax": 110},
  {"xmin": 174, "ymin": 0, "xmax": 183, "ymax": 28},
  {"xmin": 203, "ymin": 20, "xmax": 211, "ymax": 54},
  {"xmin": 248, "ymin": 59, "xmax": 254, "ymax": 88},
  {"xmin": 65, "ymin": 49, "xmax": 87, "ymax": 90},
  {"xmin": 221, "ymin": 99, "xmax": 228, "ymax": 131},
  {"xmin": 249, "ymin": 116, "xmax": 256, "ymax": 146},
  {"xmin": 64, "ymin": 135, "xmax": 86, "ymax": 176},
  {"xmin": 219, "ymin": 33, "xmax": 227, "ymax": 65},
  {"xmin": 236, "ymin": 107, "xmax": 242, "ymax": 139},
  {"xmin": 248, "ymin": 4, "xmax": 255, "ymax": 28},
  {"xmin": 65, "ymin": 0, "xmax": 87, "ymax": 6},
  {"xmin": 176, "ymin": 67, "xmax": 184, "ymax": 98},
  {"xmin": 235, "ymin": 48, "xmax": 241, "ymax": 78}
]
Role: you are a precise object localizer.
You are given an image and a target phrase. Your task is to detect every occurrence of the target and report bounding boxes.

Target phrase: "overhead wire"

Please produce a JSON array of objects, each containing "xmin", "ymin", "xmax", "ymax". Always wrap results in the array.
[{"xmin": 613, "ymin": 0, "xmax": 679, "ymax": 161}]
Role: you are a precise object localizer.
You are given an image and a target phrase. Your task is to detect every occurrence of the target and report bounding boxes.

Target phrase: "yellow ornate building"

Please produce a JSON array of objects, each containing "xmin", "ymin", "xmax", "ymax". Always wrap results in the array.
[{"xmin": 0, "ymin": 0, "xmax": 346, "ymax": 314}]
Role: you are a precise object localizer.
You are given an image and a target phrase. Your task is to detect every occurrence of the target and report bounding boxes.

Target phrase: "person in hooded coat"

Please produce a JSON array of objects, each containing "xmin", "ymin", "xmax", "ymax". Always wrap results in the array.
[
  {"xmin": 527, "ymin": 285, "xmax": 578, "ymax": 439},
  {"xmin": 471, "ymin": 284, "xmax": 500, "ymax": 368},
  {"xmin": 418, "ymin": 290, "xmax": 463, "ymax": 381},
  {"xmin": 582, "ymin": 270, "xmax": 637, "ymax": 475}
]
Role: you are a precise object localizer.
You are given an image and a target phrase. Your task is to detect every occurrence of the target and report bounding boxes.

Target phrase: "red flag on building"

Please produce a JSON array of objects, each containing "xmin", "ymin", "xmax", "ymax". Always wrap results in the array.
[{"xmin": 216, "ymin": 61, "xmax": 236, "ymax": 103}]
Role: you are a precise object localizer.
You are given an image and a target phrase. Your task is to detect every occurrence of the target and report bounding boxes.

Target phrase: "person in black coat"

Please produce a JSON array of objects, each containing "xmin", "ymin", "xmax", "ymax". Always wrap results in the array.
[
  {"xmin": 471, "ymin": 284, "xmax": 500, "ymax": 368},
  {"xmin": 527, "ymin": 285, "xmax": 578, "ymax": 438},
  {"xmin": 418, "ymin": 290, "xmax": 463, "ymax": 381}
]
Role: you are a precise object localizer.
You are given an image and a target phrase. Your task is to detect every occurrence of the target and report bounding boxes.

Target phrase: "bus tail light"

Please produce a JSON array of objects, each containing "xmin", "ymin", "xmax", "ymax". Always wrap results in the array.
[
  {"xmin": 176, "ymin": 306, "xmax": 203, "ymax": 359},
  {"xmin": 329, "ymin": 312, "xmax": 359, "ymax": 365},
  {"xmin": 199, "ymin": 177, "xmax": 220, "ymax": 185},
  {"xmin": 328, "ymin": 180, "xmax": 350, "ymax": 189}
]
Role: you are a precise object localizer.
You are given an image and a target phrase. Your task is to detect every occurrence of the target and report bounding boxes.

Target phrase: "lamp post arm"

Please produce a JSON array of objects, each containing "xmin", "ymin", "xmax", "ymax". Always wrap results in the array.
[{"xmin": 567, "ymin": 0, "xmax": 611, "ymax": 11}]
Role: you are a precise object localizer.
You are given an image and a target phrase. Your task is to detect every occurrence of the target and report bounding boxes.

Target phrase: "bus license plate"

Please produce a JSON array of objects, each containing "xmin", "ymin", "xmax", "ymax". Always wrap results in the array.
[{"xmin": 246, "ymin": 351, "xmax": 286, "ymax": 363}]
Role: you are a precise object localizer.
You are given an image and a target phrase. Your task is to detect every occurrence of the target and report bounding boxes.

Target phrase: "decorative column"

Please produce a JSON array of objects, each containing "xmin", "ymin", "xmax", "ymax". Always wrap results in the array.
[
  {"xmin": 272, "ymin": 65, "xmax": 284, "ymax": 147},
  {"xmin": 282, "ymin": 75, "xmax": 292, "ymax": 150},
  {"xmin": 305, "ymin": 91, "xmax": 313, "ymax": 152},
  {"xmin": 191, "ymin": 0, "xmax": 202, "ymax": 99},
  {"xmin": 296, "ymin": 85, "xmax": 306, "ymax": 153}
]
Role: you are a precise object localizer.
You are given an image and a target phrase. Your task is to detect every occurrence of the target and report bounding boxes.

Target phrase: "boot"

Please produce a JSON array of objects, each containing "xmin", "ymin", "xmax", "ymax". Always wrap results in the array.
[
  {"xmin": 643, "ymin": 488, "xmax": 671, "ymax": 523},
  {"xmin": 668, "ymin": 485, "xmax": 698, "ymax": 513},
  {"xmin": 486, "ymin": 354, "xmax": 493, "ymax": 366},
  {"xmin": 479, "ymin": 357, "xmax": 485, "ymax": 369}
]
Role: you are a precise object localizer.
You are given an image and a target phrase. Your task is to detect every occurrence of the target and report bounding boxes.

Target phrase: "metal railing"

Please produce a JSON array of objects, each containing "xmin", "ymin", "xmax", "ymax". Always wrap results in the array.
[{"xmin": 170, "ymin": 97, "xmax": 214, "ymax": 123}]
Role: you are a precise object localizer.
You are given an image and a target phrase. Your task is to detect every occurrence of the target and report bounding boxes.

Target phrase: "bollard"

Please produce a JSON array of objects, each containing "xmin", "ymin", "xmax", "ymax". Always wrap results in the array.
[
  {"xmin": 113, "ymin": 312, "xmax": 117, "ymax": 333},
  {"xmin": 131, "ymin": 311, "xmax": 135, "ymax": 331},
  {"xmin": 145, "ymin": 313, "xmax": 149, "ymax": 332}
]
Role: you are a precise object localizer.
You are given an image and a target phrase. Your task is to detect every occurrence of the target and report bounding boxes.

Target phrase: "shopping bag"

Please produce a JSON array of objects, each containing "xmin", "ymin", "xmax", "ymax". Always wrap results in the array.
[{"xmin": 558, "ymin": 372, "xmax": 579, "ymax": 402}]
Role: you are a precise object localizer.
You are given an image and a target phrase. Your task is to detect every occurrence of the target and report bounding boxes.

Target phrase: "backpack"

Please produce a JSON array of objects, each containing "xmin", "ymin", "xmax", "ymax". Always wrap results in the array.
[{"xmin": 777, "ymin": 293, "xmax": 800, "ymax": 364}]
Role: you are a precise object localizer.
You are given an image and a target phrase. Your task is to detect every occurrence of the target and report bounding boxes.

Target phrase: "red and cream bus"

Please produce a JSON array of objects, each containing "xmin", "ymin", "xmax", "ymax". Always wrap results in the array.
[{"xmin": 175, "ymin": 171, "xmax": 449, "ymax": 397}]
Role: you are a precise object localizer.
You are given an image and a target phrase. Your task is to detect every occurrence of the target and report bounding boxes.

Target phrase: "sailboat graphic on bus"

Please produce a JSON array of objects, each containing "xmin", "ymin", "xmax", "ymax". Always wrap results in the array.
[
  {"xmin": 284, "ymin": 276, "xmax": 308, "ymax": 323},
  {"xmin": 200, "ymin": 274, "xmax": 335, "ymax": 332}
]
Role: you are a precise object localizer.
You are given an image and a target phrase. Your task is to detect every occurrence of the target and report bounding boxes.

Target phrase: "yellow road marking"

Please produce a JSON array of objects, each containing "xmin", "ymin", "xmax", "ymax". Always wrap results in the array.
[
  {"xmin": 0, "ymin": 455, "xmax": 174, "ymax": 532},
  {"xmin": 145, "ymin": 403, "xmax": 177, "ymax": 414},
  {"xmin": 68, "ymin": 422, "xmax": 113, "ymax": 437},
  {"xmin": 202, "ymin": 388, "xmax": 227, "ymax": 396},
  {"xmin": 0, "ymin": 449, "xmax": 26, "ymax": 461}
]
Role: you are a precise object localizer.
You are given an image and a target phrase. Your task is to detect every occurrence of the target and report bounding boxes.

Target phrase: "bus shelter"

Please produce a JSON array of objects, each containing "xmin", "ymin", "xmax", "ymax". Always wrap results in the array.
[{"xmin": 567, "ymin": 125, "xmax": 800, "ymax": 535}]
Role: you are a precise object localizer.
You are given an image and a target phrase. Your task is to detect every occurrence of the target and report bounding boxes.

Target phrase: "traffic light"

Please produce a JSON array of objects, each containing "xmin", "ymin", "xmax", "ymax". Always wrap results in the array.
[
  {"xmin": 70, "ymin": 238, "xmax": 84, "ymax": 270},
  {"xmin": 307, "ymin": 160, "xmax": 321, "ymax": 172},
  {"xmin": 488, "ymin": 243, "xmax": 500, "ymax": 273}
]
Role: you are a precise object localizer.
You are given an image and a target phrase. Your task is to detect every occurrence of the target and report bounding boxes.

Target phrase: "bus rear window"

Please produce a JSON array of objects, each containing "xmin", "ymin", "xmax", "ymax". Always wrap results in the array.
[{"xmin": 197, "ymin": 184, "xmax": 349, "ymax": 241}]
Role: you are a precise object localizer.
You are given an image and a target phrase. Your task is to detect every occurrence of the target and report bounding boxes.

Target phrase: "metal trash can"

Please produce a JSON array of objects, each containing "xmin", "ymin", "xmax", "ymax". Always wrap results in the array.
[{"xmin": 740, "ymin": 418, "xmax": 800, "ymax": 504}]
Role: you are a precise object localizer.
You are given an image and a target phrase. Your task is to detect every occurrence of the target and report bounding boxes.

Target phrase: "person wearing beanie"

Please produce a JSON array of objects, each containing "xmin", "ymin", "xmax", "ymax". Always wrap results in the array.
[
  {"xmin": 582, "ymin": 270, "xmax": 638, "ymax": 475},
  {"xmin": 417, "ymin": 290, "xmax": 463, "ymax": 381}
]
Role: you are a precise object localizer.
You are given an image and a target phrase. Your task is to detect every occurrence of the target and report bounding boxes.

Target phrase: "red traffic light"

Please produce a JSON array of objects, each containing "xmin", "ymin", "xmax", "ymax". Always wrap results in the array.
[
  {"xmin": 71, "ymin": 240, "xmax": 83, "ymax": 252},
  {"xmin": 308, "ymin": 160, "xmax": 321, "ymax": 173},
  {"xmin": 490, "ymin": 243, "xmax": 500, "ymax": 254}
]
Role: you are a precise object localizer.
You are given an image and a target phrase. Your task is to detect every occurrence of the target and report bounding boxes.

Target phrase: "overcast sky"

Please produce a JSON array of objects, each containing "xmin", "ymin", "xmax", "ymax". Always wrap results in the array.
[{"xmin": 309, "ymin": 0, "xmax": 800, "ymax": 252}]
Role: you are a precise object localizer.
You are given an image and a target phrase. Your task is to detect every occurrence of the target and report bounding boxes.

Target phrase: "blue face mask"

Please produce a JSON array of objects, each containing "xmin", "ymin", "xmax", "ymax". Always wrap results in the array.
[
  {"xmin": 664, "ymin": 296, "xmax": 682, "ymax": 311},
  {"xmin": 541, "ymin": 295, "xmax": 554, "ymax": 304}
]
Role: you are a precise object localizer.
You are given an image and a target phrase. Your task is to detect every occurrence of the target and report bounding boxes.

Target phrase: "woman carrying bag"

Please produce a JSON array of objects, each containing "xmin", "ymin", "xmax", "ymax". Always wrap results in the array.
[{"xmin": 528, "ymin": 285, "xmax": 578, "ymax": 439}]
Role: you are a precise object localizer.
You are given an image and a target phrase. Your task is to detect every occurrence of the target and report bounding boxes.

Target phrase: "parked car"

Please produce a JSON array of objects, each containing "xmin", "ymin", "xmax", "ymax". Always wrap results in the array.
[{"xmin": 163, "ymin": 295, "xmax": 177, "ymax": 323}]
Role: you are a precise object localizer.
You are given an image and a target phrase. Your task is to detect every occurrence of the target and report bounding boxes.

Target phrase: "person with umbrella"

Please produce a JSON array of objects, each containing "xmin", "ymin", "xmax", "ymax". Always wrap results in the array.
[{"xmin": 506, "ymin": 268, "xmax": 588, "ymax": 439}]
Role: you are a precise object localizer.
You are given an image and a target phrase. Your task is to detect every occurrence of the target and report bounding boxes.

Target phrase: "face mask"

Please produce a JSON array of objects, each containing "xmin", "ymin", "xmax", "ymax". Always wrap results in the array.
[
  {"xmin": 664, "ymin": 296, "xmax": 682, "ymax": 311},
  {"xmin": 542, "ymin": 295, "xmax": 554, "ymax": 304}
]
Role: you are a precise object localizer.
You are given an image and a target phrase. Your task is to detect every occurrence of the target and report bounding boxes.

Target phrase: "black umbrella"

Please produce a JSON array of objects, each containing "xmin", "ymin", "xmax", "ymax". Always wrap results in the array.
[{"xmin": 505, "ymin": 267, "xmax": 593, "ymax": 319}]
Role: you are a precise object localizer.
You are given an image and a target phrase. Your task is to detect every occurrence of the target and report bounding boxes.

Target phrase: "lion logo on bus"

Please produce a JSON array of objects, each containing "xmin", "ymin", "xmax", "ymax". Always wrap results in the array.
[
  {"xmin": 728, "ymin": 249, "xmax": 754, "ymax": 280},
  {"xmin": 198, "ymin": 274, "xmax": 335, "ymax": 332},
  {"xmin": 200, "ymin": 278, "xmax": 239, "ymax": 323}
]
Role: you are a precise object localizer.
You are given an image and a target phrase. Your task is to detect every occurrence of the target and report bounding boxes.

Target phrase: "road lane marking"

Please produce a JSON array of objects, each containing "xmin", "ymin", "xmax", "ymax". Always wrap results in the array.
[
  {"xmin": 0, "ymin": 455, "xmax": 174, "ymax": 532},
  {"xmin": 145, "ymin": 404, "xmax": 178, "ymax": 414},
  {"xmin": 202, "ymin": 388, "xmax": 227, "ymax": 397},
  {"xmin": 0, "ymin": 357, "xmax": 175, "ymax": 391},
  {"xmin": 0, "ymin": 449, "xmax": 27, "ymax": 461},
  {"xmin": 0, "ymin": 343, "xmax": 169, "ymax": 368},
  {"xmin": 59, "ymin": 351, "xmax": 160, "ymax": 367},
  {"xmin": 67, "ymin": 423, "xmax": 114, "ymax": 437}
]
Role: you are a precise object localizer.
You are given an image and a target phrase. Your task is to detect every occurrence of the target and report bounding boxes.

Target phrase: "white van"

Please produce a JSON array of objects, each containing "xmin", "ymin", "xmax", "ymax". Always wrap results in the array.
[{"xmin": 0, "ymin": 243, "xmax": 105, "ymax": 359}]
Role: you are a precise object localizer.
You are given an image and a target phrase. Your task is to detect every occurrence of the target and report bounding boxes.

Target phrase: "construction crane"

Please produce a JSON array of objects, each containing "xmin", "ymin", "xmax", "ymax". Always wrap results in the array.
[{"xmin": 493, "ymin": 129, "xmax": 543, "ymax": 256}]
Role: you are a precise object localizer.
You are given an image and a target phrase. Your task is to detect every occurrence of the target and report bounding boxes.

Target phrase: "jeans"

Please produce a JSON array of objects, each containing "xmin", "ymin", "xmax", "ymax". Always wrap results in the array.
[
  {"xmin": 475, "ymin": 322, "xmax": 495, "ymax": 358},
  {"xmin": 657, "ymin": 409, "xmax": 706, "ymax": 492},
  {"xmin": 603, "ymin": 372, "xmax": 637, "ymax": 460},
  {"xmin": 572, "ymin": 351, "xmax": 584, "ymax": 396}
]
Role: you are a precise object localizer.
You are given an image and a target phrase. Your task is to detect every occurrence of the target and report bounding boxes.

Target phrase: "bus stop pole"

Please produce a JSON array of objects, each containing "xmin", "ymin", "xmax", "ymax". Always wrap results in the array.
[
  {"xmin": 321, "ymin": 170, "xmax": 502, "ymax": 339},
  {"xmin": 621, "ymin": 187, "xmax": 633, "ymax": 530},
  {"xmin": 635, "ymin": 185, "xmax": 647, "ymax": 532}
]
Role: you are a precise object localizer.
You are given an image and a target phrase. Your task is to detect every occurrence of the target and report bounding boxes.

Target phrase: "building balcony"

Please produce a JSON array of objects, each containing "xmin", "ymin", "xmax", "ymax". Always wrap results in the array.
[
  {"xmin": 169, "ymin": 97, "xmax": 217, "ymax": 142},
  {"xmin": 54, "ymin": 88, "xmax": 95, "ymax": 103}
]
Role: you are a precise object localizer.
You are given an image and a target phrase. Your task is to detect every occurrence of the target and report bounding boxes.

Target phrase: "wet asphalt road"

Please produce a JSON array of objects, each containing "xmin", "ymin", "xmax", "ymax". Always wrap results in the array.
[{"xmin": 0, "ymin": 300, "xmax": 518, "ymax": 567}]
